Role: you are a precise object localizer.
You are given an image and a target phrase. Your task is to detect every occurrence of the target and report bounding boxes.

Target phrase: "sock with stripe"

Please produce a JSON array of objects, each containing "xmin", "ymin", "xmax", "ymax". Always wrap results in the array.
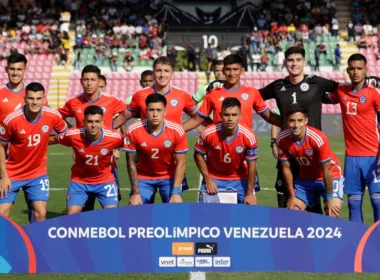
[
  {"xmin": 348, "ymin": 194, "xmax": 363, "ymax": 223},
  {"xmin": 370, "ymin": 192, "xmax": 380, "ymax": 222}
]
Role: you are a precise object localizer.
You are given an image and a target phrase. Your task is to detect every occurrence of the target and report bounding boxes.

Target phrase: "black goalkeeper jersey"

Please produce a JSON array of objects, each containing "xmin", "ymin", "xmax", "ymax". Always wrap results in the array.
[{"xmin": 259, "ymin": 75, "xmax": 339, "ymax": 130}]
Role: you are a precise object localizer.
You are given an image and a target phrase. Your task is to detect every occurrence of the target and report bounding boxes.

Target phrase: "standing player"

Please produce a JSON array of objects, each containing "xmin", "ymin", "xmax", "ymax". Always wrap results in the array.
[
  {"xmin": 194, "ymin": 97, "xmax": 258, "ymax": 204},
  {"xmin": 113, "ymin": 56, "xmax": 197, "ymax": 128},
  {"xmin": 124, "ymin": 94, "xmax": 187, "ymax": 204},
  {"xmin": 99, "ymin": 74, "xmax": 107, "ymax": 92},
  {"xmin": 58, "ymin": 65, "xmax": 127, "ymax": 211},
  {"xmin": 182, "ymin": 54, "xmax": 281, "ymax": 131},
  {"xmin": 55, "ymin": 106, "xmax": 123, "ymax": 214},
  {"xmin": 260, "ymin": 46, "xmax": 380, "ymax": 211},
  {"xmin": 328, "ymin": 54, "xmax": 380, "ymax": 223},
  {"xmin": 276, "ymin": 103, "xmax": 343, "ymax": 217},
  {"xmin": 0, "ymin": 83, "xmax": 67, "ymax": 221},
  {"xmin": 125, "ymin": 70, "xmax": 154, "ymax": 105}
]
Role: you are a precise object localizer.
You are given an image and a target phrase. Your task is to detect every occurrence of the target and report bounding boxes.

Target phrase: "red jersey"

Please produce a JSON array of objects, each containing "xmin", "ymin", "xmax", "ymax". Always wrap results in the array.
[
  {"xmin": 58, "ymin": 93, "xmax": 127, "ymax": 128},
  {"xmin": 0, "ymin": 107, "xmax": 67, "ymax": 180},
  {"xmin": 0, "ymin": 83, "xmax": 48, "ymax": 122},
  {"xmin": 276, "ymin": 126, "xmax": 342, "ymax": 181},
  {"xmin": 124, "ymin": 119, "xmax": 188, "ymax": 179},
  {"xmin": 127, "ymin": 86, "xmax": 196, "ymax": 124},
  {"xmin": 329, "ymin": 84, "xmax": 380, "ymax": 156},
  {"xmin": 198, "ymin": 84, "xmax": 268, "ymax": 128},
  {"xmin": 194, "ymin": 123, "xmax": 258, "ymax": 180},
  {"xmin": 58, "ymin": 127, "xmax": 123, "ymax": 184}
]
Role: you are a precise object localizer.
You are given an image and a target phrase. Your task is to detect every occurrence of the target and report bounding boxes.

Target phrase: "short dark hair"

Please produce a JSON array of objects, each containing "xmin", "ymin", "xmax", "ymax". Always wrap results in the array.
[
  {"xmin": 153, "ymin": 56, "xmax": 175, "ymax": 70},
  {"xmin": 347, "ymin": 53, "xmax": 367, "ymax": 65},
  {"xmin": 84, "ymin": 105, "xmax": 104, "ymax": 116},
  {"xmin": 141, "ymin": 70, "xmax": 153, "ymax": 79},
  {"xmin": 81, "ymin": 65, "xmax": 101, "ymax": 78},
  {"xmin": 26, "ymin": 82, "xmax": 45, "ymax": 95},
  {"xmin": 285, "ymin": 46, "xmax": 305, "ymax": 59},
  {"xmin": 286, "ymin": 103, "xmax": 308, "ymax": 118},
  {"xmin": 7, "ymin": 53, "xmax": 27, "ymax": 66},
  {"xmin": 99, "ymin": 74, "xmax": 107, "ymax": 84},
  {"xmin": 222, "ymin": 97, "xmax": 241, "ymax": 109},
  {"xmin": 145, "ymin": 93, "xmax": 167, "ymax": 107},
  {"xmin": 223, "ymin": 54, "xmax": 243, "ymax": 67},
  {"xmin": 215, "ymin": 60, "xmax": 224, "ymax": 67}
]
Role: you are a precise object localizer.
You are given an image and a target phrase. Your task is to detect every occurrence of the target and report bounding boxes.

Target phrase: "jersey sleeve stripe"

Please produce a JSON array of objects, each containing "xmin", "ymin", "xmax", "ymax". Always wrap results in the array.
[
  {"xmin": 320, "ymin": 158, "xmax": 331, "ymax": 164},
  {"xmin": 246, "ymin": 157, "xmax": 258, "ymax": 162},
  {"xmin": 43, "ymin": 107, "xmax": 63, "ymax": 118},
  {"xmin": 239, "ymin": 126, "xmax": 257, "ymax": 145},
  {"xmin": 278, "ymin": 158, "xmax": 289, "ymax": 162},
  {"xmin": 0, "ymin": 137, "xmax": 9, "ymax": 142},
  {"xmin": 257, "ymin": 107, "xmax": 269, "ymax": 114},
  {"xmin": 307, "ymin": 130, "xmax": 324, "ymax": 147},
  {"xmin": 184, "ymin": 106, "xmax": 197, "ymax": 113},
  {"xmin": 4, "ymin": 111, "xmax": 23, "ymax": 125},
  {"xmin": 196, "ymin": 111, "xmax": 209, "ymax": 118},
  {"xmin": 166, "ymin": 121, "xmax": 186, "ymax": 136},
  {"xmin": 200, "ymin": 124, "xmax": 222, "ymax": 138},
  {"xmin": 201, "ymin": 126, "xmax": 221, "ymax": 139},
  {"xmin": 175, "ymin": 149, "xmax": 188, "ymax": 154},
  {"xmin": 277, "ymin": 129, "xmax": 291, "ymax": 138},
  {"xmin": 276, "ymin": 131, "xmax": 291, "ymax": 144},
  {"xmin": 127, "ymin": 121, "xmax": 145, "ymax": 133},
  {"xmin": 194, "ymin": 147, "xmax": 206, "ymax": 154},
  {"xmin": 124, "ymin": 149, "xmax": 136, "ymax": 153},
  {"xmin": 56, "ymin": 125, "xmax": 68, "ymax": 134},
  {"xmin": 127, "ymin": 107, "xmax": 138, "ymax": 112}
]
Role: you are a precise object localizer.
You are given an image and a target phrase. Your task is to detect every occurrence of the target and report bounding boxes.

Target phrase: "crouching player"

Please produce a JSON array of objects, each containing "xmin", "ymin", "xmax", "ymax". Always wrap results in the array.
[
  {"xmin": 276, "ymin": 103, "xmax": 343, "ymax": 217},
  {"xmin": 54, "ymin": 105, "xmax": 124, "ymax": 214},
  {"xmin": 124, "ymin": 94, "xmax": 187, "ymax": 204},
  {"xmin": 0, "ymin": 82, "xmax": 67, "ymax": 221},
  {"xmin": 194, "ymin": 97, "xmax": 258, "ymax": 204}
]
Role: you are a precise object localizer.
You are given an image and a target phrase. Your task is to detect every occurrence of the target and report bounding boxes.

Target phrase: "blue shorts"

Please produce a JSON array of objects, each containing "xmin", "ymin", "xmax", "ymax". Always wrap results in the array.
[
  {"xmin": 130, "ymin": 178, "xmax": 176, "ymax": 204},
  {"xmin": 294, "ymin": 177, "xmax": 344, "ymax": 208},
  {"xmin": 199, "ymin": 178, "xmax": 259, "ymax": 204},
  {"xmin": 0, "ymin": 175, "xmax": 50, "ymax": 204},
  {"xmin": 67, "ymin": 181, "xmax": 119, "ymax": 207},
  {"xmin": 344, "ymin": 156, "xmax": 380, "ymax": 195}
]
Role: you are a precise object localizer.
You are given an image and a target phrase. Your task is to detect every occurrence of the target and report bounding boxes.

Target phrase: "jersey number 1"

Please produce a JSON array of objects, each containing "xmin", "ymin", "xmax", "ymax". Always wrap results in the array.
[{"xmin": 292, "ymin": 92, "xmax": 297, "ymax": 104}]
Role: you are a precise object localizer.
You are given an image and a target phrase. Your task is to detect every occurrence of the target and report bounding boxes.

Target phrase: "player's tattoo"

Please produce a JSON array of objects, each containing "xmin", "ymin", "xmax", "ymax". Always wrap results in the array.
[{"xmin": 126, "ymin": 153, "xmax": 139, "ymax": 193}]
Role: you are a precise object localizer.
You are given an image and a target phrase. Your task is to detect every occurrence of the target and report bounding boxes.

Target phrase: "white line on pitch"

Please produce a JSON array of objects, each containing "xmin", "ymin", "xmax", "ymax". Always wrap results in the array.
[{"xmin": 50, "ymin": 187, "xmax": 275, "ymax": 191}]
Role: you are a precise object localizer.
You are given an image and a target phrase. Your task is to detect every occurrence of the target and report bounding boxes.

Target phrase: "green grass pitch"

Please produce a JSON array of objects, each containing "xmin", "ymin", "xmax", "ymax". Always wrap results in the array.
[{"xmin": 4, "ymin": 135, "xmax": 377, "ymax": 279}]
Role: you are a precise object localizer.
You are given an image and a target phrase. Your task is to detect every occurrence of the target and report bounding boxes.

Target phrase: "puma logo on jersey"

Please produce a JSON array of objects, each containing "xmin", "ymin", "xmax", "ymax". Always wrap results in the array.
[
  {"xmin": 219, "ymin": 97, "xmax": 225, "ymax": 101},
  {"xmin": 280, "ymin": 86, "xmax": 286, "ymax": 91},
  {"xmin": 2, "ymin": 98, "xmax": 8, "ymax": 102},
  {"xmin": 19, "ymin": 129, "xmax": 26, "ymax": 134},
  {"xmin": 141, "ymin": 142, "xmax": 147, "ymax": 147}
]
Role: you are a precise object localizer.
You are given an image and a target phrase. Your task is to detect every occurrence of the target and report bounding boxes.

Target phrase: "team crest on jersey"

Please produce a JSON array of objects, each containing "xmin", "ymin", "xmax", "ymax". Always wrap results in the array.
[
  {"xmin": 164, "ymin": 140, "xmax": 172, "ymax": 148},
  {"xmin": 305, "ymin": 149, "xmax": 313, "ymax": 156},
  {"xmin": 0, "ymin": 126, "xmax": 5, "ymax": 135},
  {"xmin": 241, "ymin": 93, "xmax": 249, "ymax": 100},
  {"xmin": 41, "ymin": 125, "xmax": 50, "ymax": 133},
  {"xmin": 100, "ymin": 148, "xmax": 109, "ymax": 155},
  {"xmin": 300, "ymin": 83, "xmax": 309, "ymax": 92},
  {"xmin": 197, "ymin": 138, "xmax": 204, "ymax": 145},
  {"xmin": 359, "ymin": 96, "xmax": 367, "ymax": 104},
  {"xmin": 277, "ymin": 148, "xmax": 283, "ymax": 155},
  {"xmin": 235, "ymin": 146, "xmax": 244, "ymax": 153},
  {"xmin": 170, "ymin": 99, "xmax": 178, "ymax": 107}
]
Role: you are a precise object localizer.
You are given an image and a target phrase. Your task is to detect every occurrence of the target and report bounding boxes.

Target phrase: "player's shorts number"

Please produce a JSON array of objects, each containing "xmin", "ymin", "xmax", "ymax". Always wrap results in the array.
[
  {"xmin": 85, "ymin": 155, "xmax": 99, "ymax": 165},
  {"xmin": 40, "ymin": 179, "xmax": 50, "ymax": 191},
  {"xmin": 295, "ymin": 156, "xmax": 310, "ymax": 166},
  {"xmin": 223, "ymin": 153, "xmax": 231, "ymax": 163},
  {"xmin": 151, "ymin": 148, "xmax": 159, "ymax": 159},
  {"xmin": 104, "ymin": 184, "xmax": 117, "ymax": 197},
  {"xmin": 28, "ymin": 134, "xmax": 41, "ymax": 147},
  {"xmin": 373, "ymin": 170, "xmax": 380, "ymax": 183}
]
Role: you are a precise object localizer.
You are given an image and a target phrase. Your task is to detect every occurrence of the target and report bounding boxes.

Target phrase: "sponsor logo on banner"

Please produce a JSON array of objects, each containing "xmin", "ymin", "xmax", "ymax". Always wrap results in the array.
[
  {"xmin": 172, "ymin": 242, "xmax": 194, "ymax": 255},
  {"xmin": 213, "ymin": 257, "xmax": 231, "ymax": 267},
  {"xmin": 195, "ymin": 257, "xmax": 212, "ymax": 267},
  {"xmin": 177, "ymin": 257, "xmax": 194, "ymax": 267},
  {"xmin": 196, "ymin": 242, "xmax": 217, "ymax": 255},
  {"xmin": 159, "ymin": 257, "xmax": 176, "ymax": 267}
]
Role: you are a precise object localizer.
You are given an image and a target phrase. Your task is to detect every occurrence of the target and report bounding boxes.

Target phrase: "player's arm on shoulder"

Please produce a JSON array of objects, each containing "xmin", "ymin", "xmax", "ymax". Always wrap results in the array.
[
  {"xmin": 0, "ymin": 142, "xmax": 11, "ymax": 198},
  {"xmin": 113, "ymin": 108, "xmax": 136, "ymax": 129},
  {"xmin": 182, "ymin": 113, "xmax": 206, "ymax": 132}
]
